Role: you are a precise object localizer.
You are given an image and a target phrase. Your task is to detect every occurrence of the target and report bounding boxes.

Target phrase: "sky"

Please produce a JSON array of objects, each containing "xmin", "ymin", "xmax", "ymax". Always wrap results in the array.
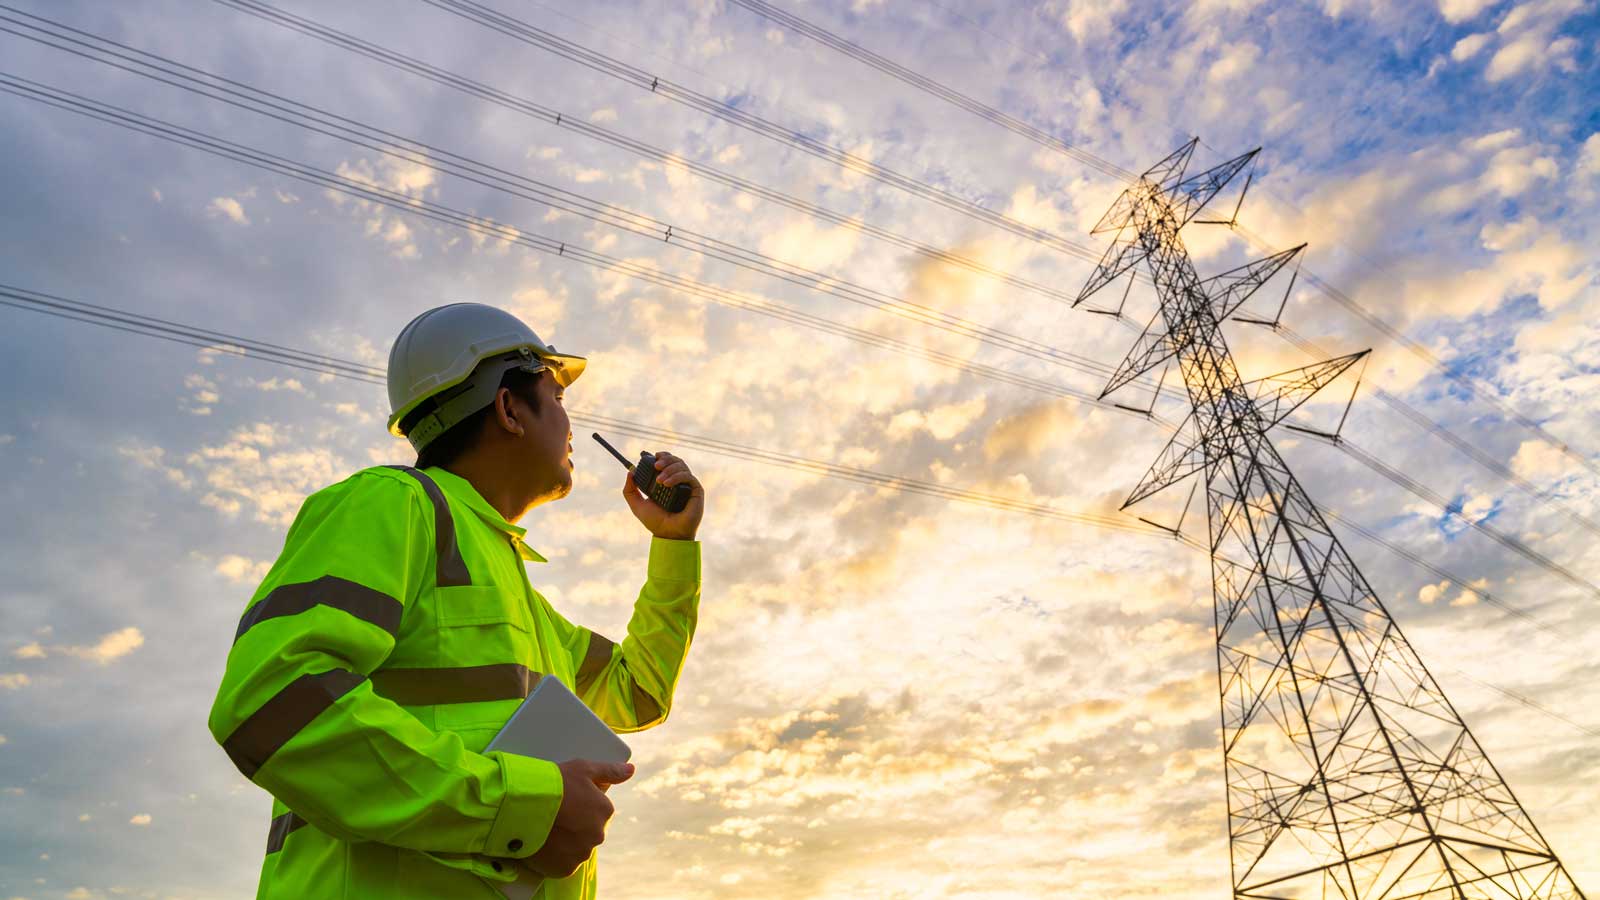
[{"xmin": 0, "ymin": 0, "xmax": 1597, "ymax": 897}]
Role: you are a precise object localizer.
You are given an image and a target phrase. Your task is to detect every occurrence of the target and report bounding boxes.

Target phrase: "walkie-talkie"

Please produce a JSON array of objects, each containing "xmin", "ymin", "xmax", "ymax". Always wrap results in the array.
[{"xmin": 592, "ymin": 433, "xmax": 693, "ymax": 513}]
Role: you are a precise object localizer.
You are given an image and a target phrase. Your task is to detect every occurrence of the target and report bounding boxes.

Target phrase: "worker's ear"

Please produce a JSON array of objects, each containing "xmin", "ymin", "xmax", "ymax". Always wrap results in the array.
[{"xmin": 491, "ymin": 387, "xmax": 525, "ymax": 437}]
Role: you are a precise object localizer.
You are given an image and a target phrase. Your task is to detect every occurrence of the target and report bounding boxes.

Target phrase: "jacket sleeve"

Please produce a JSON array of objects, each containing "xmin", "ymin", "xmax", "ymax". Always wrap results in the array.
[
  {"xmin": 206, "ymin": 471, "xmax": 563, "ymax": 871},
  {"xmin": 567, "ymin": 537, "xmax": 702, "ymax": 733}
]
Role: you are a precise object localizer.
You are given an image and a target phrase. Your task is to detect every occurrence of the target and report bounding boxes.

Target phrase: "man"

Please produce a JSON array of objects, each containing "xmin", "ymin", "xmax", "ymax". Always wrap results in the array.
[{"xmin": 208, "ymin": 302, "xmax": 704, "ymax": 898}]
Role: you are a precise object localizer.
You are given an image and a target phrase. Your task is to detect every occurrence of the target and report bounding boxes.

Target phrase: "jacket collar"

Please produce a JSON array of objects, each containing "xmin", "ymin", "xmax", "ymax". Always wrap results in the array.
[{"xmin": 423, "ymin": 466, "xmax": 549, "ymax": 564}]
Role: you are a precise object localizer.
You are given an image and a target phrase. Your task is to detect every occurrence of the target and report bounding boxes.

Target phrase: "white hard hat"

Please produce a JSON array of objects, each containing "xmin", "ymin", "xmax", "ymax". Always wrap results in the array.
[{"xmin": 386, "ymin": 302, "xmax": 586, "ymax": 453}]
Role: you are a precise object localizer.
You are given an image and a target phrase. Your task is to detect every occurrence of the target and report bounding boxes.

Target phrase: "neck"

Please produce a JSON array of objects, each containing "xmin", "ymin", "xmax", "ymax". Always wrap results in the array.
[{"xmin": 440, "ymin": 454, "xmax": 528, "ymax": 523}]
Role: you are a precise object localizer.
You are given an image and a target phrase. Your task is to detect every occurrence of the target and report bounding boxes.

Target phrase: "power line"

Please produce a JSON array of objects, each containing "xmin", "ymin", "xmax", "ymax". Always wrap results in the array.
[
  {"xmin": 1447, "ymin": 667, "xmax": 1600, "ymax": 740},
  {"xmin": 726, "ymin": 0, "xmax": 1600, "ymax": 508},
  {"xmin": 1274, "ymin": 322, "xmax": 1600, "ymax": 541},
  {"xmin": 0, "ymin": 284, "xmax": 1158, "ymax": 537},
  {"xmin": 205, "ymin": 0, "xmax": 1098, "ymax": 309},
  {"xmin": 406, "ymin": 0, "xmax": 1600, "ymax": 572},
  {"xmin": 178, "ymin": 0, "xmax": 1600, "ymax": 557},
  {"xmin": 0, "ymin": 71, "xmax": 1160, "ymax": 423},
  {"xmin": 1338, "ymin": 437, "xmax": 1598, "ymax": 600},
  {"xmin": 724, "ymin": 0, "xmax": 1136, "ymax": 182},
  {"xmin": 0, "ymin": 286, "xmax": 386, "ymax": 385},
  {"xmin": 225, "ymin": 0, "xmax": 1154, "ymax": 308},
  {"xmin": 10, "ymin": 62, "xmax": 1595, "ymax": 610},
  {"xmin": 12, "ymin": 60, "xmax": 1596, "ymax": 611},
  {"xmin": 1320, "ymin": 507, "xmax": 1560, "ymax": 639},
  {"xmin": 420, "ymin": 0, "xmax": 1117, "ymax": 262},
  {"xmin": 0, "ymin": 7, "xmax": 1169, "ymax": 408},
  {"xmin": 0, "ymin": 282, "xmax": 1549, "ymax": 628},
  {"xmin": 1240, "ymin": 220, "xmax": 1600, "ymax": 483},
  {"xmin": 5, "ymin": 281, "xmax": 1591, "ymax": 740}
]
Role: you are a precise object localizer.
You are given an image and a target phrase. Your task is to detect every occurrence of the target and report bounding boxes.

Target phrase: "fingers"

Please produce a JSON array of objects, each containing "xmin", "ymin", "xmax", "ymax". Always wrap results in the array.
[
  {"xmin": 649, "ymin": 452, "xmax": 699, "ymax": 488},
  {"xmin": 656, "ymin": 462, "xmax": 692, "ymax": 486},
  {"xmin": 573, "ymin": 758, "xmax": 636, "ymax": 784},
  {"xmin": 598, "ymin": 761, "xmax": 636, "ymax": 784}
]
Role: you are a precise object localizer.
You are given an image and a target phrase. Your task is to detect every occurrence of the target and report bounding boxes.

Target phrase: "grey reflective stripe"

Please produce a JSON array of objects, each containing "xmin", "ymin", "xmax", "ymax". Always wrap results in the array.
[
  {"xmin": 575, "ymin": 633, "xmax": 660, "ymax": 722},
  {"xmin": 370, "ymin": 663, "xmax": 540, "ymax": 706},
  {"xmin": 384, "ymin": 465, "xmax": 472, "ymax": 587},
  {"xmin": 265, "ymin": 812, "xmax": 309, "ymax": 854},
  {"xmin": 632, "ymin": 683, "xmax": 663, "ymax": 723},
  {"xmin": 223, "ymin": 670, "xmax": 365, "ymax": 779},
  {"xmin": 233, "ymin": 576, "xmax": 403, "ymax": 644},
  {"xmin": 575, "ymin": 631, "xmax": 615, "ymax": 693}
]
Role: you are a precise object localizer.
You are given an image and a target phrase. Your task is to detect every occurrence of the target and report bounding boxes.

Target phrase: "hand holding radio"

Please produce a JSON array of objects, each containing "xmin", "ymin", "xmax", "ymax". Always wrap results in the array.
[{"xmin": 594, "ymin": 433, "xmax": 704, "ymax": 541}]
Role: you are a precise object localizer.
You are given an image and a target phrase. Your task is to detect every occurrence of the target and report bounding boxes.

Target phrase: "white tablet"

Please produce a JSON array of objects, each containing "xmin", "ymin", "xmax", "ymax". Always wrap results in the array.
[
  {"xmin": 485, "ymin": 675, "xmax": 632, "ymax": 900},
  {"xmin": 485, "ymin": 674, "xmax": 632, "ymax": 765}
]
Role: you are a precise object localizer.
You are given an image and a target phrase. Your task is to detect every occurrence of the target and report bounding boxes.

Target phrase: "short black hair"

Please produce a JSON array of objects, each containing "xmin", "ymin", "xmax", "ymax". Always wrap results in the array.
[{"xmin": 403, "ymin": 365, "xmax": 547, "ymax": 471}]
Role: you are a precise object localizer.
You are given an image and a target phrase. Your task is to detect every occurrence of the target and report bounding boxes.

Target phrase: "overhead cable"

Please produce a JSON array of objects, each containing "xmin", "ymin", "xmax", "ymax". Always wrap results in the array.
[
  {"xmin": 418, "ymin": 0, "xmax": 1116, "ymax": 263},
  {"xmin": 207, "ymin": 0, "xmax": 1102, "ymax": 308},
  {"xmin": 1230, "ymin": 225, "xmax": 1600, "ymax": 483},
  {"xmin": 724, "ymin": 0, "xmax": 1136, "ymax": 182},
  {"xmin": 0, "ymin": 282, "xmax": 1548, "ymax": 632},
  {"xmin": 1274, "ymin": 323, "xmax": 1600, "ymax": 541},
  {"xmin": 0, "ymin": 72, "xmax": 1160, "ymax": 423},
  {"xmin": 717, "ymin": 0, "xmax": 1600, "ymax": 498},
  {"xmin": 13, "ymin": 283, "xmax": 1594, "ymax": 738},
  {"xmin": 1288, "ymin": 415, "xmax": 1600, "ymax": 606},
  {"xmin": 0, "ymin": 283, "xmax": 1163, "ymax": 538},
  {"xmin": 11, "ymin": 69, "xmax": 1592, "ymax": 606},
  {"xmin": 10, "ymin": 65, "xmax": 1593, "ymax": 608},
  {"xmin": 0, "ymin": 7, "xmax": 1166, "ymax": 405}
]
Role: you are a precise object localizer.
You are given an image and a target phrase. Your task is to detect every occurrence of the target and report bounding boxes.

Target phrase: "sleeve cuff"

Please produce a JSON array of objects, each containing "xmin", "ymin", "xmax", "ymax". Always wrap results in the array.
[
  {"xmin": 648, "ymin": 536, "xmax": 701, "ymax": 582},
  {"xmin": 484, "ymin": 751, "xmax": 564, "ymax": 861}
]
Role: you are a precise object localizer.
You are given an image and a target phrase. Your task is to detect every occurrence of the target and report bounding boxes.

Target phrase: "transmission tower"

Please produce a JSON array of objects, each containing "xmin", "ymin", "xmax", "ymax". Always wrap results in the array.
[{"xmin": 1077, "ymin": 141, "xmax": 1587, "ymax": 900}]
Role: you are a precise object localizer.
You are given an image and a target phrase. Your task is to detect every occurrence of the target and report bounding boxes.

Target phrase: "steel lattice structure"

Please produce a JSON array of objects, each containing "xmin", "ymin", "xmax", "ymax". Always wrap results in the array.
[{"xmin": 1077, "ymin": 141, "xmax": 1587, "ymax": 900}]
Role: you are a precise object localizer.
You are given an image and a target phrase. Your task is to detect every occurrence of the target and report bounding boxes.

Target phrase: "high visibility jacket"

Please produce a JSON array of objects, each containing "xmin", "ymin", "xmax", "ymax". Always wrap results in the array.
[{"xmin": 207, "ymin": 465, "xmax": 701, "ymax": 899}]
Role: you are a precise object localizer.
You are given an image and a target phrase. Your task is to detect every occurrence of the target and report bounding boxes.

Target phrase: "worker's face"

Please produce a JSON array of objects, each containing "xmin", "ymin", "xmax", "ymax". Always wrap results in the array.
[{"xmin": 510, "ymin": 372, "xmax": 573, "ymax": 505}]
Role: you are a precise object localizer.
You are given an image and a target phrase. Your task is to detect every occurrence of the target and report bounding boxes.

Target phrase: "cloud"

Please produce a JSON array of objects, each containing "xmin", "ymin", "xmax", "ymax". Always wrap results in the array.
[
  {"xmin": 507, "ymin": 284, "xmax": 567, "ymax": 338},
  {"xmin": 1485, "ymin": 33, "xmax": 1541, "ymax": 81},
  {"xmin": 1578, "ymin": 134, "xmax": 1600, "ymax": 179},
  {"xmin": 11, "ymin": 632, "xmax": 145, "ymax": 672},
  {"xmin": 214, "ymin": 555, "xmax": 271, "ymax": 585},
  {"xmin": 1050, "ymin": 0, "xmax": 1132, "ymax": 42},
  {"xmin": 756, "ymin": 217, "xmax": 862, "ymax": 273},
  {"xmin": 59, "ymin": 627, "xmax": 145, "ymax": 665},
  {"xmin": 175, "ymin": 423, "xmax": 350, "ymax": 526},
  {"xmin": 1207, "ymin": 41, "xmax": 1261, "ymax": 82},
  {"xmin": 1477, "ymin": 0, "xmax": 1585, "ymax": 82},
  {"xmin": 1418, "ymin": 578, "xmax": 1450, "ymax": 604},
  {"xmin": 1450, "ymin": 32, "xmax": 1491, "ymax": 60},
  {"xmin": 378, "ymin": 218, "xmax": 418, "ymax": 259},
  {"xmin": 128, "ymin": 814, "xmax": 152, "ymax": 826},
  {"xmin": 118, "ymin": 442, "xmax": 193, "ymax": 491},
  {"xmin": 13, "ymin": 643, "xmax": 45, "ymax": 659},
  {"xmin": 982, "ymin": 400, "xmax": 1084, "ymax": 464},
  {"xmin": 1509, "ymin": 439, "xmax": 1570, "ymax": 481},
  {"xmin": 1438, "ymin": 0, "xmax": 1498, "ymax": 22},
  {"xmin": 0, "ymin": 673, "xmax": 30, "ymax": 690},
  {"xmin": 251, "ymin": 377, "xmax": 305, "ymax": 393},
  {"xmin": 885, "ymin": 396, "xmax": 987, "ymax": 441},
  {"xmin": 206, "ymin": 196, "xmax": 249, "ymax": 226}
]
